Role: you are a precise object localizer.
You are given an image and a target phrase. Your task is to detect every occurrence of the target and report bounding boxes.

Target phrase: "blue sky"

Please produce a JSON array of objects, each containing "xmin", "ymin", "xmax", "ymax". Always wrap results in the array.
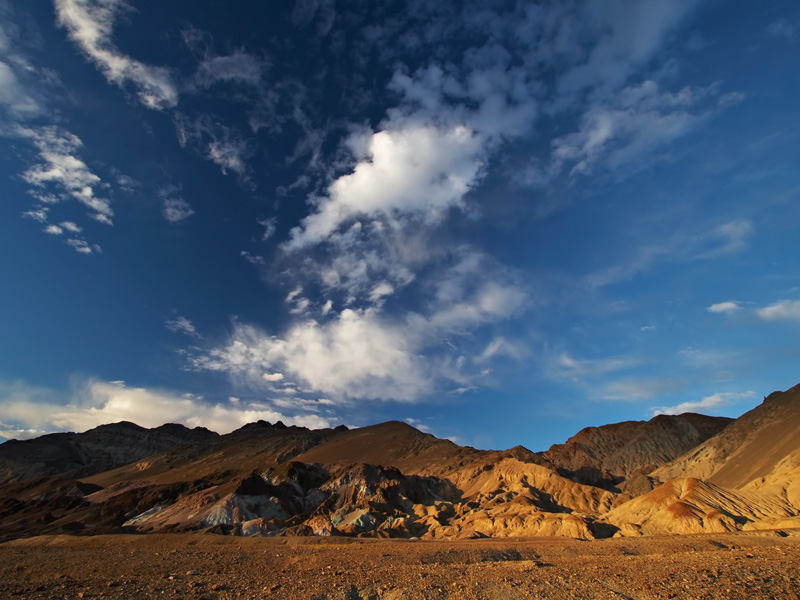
[{"xmin": 1, "ymin": 0, "xmax": 799, "ymax": 450}]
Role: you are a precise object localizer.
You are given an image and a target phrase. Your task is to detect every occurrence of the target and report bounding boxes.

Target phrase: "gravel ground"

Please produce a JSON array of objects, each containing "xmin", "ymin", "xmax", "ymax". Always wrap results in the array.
[{"xmin": 1, "ymin": 531, "xmax": 799, "ymax": 599}]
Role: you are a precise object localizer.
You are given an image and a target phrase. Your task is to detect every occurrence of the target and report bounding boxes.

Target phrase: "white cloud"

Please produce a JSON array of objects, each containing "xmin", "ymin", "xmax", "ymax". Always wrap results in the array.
[
  {"xmin": 404, "ymin": 417, "xmax": 432, "ymax": 433},
  {"xmin": 652, "ymin": 390, "xmax": 755, "ymax": 416},
  {"xmin": 598, "ymin": 378, "xmax": 682, "ymax": 401},
  {"xmin": 585, "ymin": 219, "xmax": 753, "ymax": 289},
  {"xmin": 553, "ymin": 352, "xmax": 638, "ymax": 381},
  {"xmin": 287, "ymin": 123, "xmax": 486, "ymax": 248},
  {"xmin": 44, "ymin": 224, "xmax": 63, "ymax": 235},
  {"xmin": 694, "ymin": 220, "xmax": 753, "ymax": 259},
  {"xmin": 241, "ymin": 251, "xmax": 265, "ymax": 265},
  {"xmin": 757, "ymin": 300, "xmax": 800, "ymax": 322},
  {"xmin": 368, "ymin": 281, "xmax": 394, "ymax": 304},
  {"xmin": 555, "ymin": 0, "xmax": 701, "ymax": 103},
  {"xmin": 54, "ymin": 0, "xmax": 178, "ymax": 109},
  {"xmin": 60, "ymin": 221, "xmax": 83, "ymax": 233},
  {"xmin": 207, "ymin": 137, "xmax": 250, "ymax": 176},
  {"xmin": 545, "ymin": 80, "xmax": 726, "ymax": 181},
  {"xmin": 65, "ymin": 238, "xmax": 100, "ymax": 254},
  {"xmin": 157, "ymin": 186, "xmax": 194, "ymax": 223},
  {"xmin": 165, "ymin": 315, "xmax": 201, "ymax": 338},
  {"xmin": 191, "ymin": 309, "xmax": 430, "ymax": 402},
  {"xmin": 175, "ymin": 114, "xmax": 251, "ymax": 177},
  {"xmin": 22, "ymin": 208, "xmax": 49, "ymax": 223},
  {"xmin": 707, "ymin": 301, "xmax": 741, "ymax": 314},
  {"xmin": 262, "ymin": 372, "xmax": 284, "ymax": 382},
  {"xmin": 258, "ymin": 217, "xmax": 277, "ymax": 240},
  {"xmin": 17, "ymin": 125, "xmax": 113, "ymax": 224},
  {"xmin": 478, "ymin": 337, "xmax": 527, "ymax": 362},
  {"xmin": 162, "ymin": 197, "xmax": 194, "ymax": 222},
  {"xmin": 0, "ymin": 59, "xmax": 41, "ymax": 118},
  {"xmin": 0, "ymin": 379, "xmax": 334, "ymax": 439}
]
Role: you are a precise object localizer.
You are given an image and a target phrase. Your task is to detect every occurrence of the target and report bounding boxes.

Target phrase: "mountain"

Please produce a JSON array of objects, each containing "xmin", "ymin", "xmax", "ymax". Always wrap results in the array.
[
  {"xmin": 1, "ymin": 386, "xmax": 799, "ymax": 542},
  {"xmin": 651, "ymin": 384, "xmax": 800, "ymax": 490},
  {"xmin": 601, "ymin": 384, "xmax": 800, "ymax": 536},
  {"xmin": 0, "ymin": 421, "xmax": 217, "ymax": 485},
  {"xmin": 537, "ymin": 413, "xmax": 732, "ymax": 488}
]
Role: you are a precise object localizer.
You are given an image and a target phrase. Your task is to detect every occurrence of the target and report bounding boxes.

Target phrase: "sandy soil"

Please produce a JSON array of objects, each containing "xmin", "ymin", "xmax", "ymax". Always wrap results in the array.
[{"xmin": 1, "ymin": 531, "xmax": 799, "ymax": 599}]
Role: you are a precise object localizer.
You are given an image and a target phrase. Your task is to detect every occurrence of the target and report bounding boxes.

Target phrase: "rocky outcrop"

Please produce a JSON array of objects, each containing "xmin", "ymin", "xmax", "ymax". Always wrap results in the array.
[{"xmin": 602, "ymin": 477, "xmax": 800, "ymax": 537}]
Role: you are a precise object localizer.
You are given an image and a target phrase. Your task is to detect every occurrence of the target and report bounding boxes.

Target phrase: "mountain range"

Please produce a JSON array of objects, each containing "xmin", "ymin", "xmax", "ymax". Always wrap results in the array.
[{"xmin": 2, "ymin": 383, "xmax": 799, "ymax": 542}]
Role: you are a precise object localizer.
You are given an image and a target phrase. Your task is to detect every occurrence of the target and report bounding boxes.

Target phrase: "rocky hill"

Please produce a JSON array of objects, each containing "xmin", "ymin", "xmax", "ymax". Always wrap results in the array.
[
  {"xmin": 0, "ymin": 421, "xmax": 217, "ymax": 485},
  {"xmin": 651, "ymin": 383, "xmax": 800, "ymax": 490},
  {"xmin": 1, "ymin": 386, "xmax": 799, "ymax": 542},
  {"xmin": 537, "ymin": 413, "xmax": 732, "ymax": 488}
]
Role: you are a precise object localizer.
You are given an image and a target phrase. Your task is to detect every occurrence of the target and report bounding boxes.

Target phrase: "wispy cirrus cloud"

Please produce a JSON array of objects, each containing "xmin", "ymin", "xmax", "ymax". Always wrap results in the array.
[
  {"xmin": 767, "ymin": 18, "xmax": 799, "ymax": 42},
  {"xmin": 584, "ymin": 219, "xmax": 753, "ymax": 289},
  {"xmin": 193, "ymin": 50, "xmax": 268, "ymax": 89},
  {"xmin": 174, "ymin": 113, "xmax": 252, "ymax": 179},
  {"xmin": 165, "ymin": 314, "xmax": 201, "ymax": 338},
  {"xmin": 54, "ymin": 0, "xmax": 178, "ymax": 109}
]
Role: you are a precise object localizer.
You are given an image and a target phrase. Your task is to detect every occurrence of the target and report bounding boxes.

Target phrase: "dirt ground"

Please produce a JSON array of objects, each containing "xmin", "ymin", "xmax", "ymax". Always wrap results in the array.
[{"xmin": 1, "ymin": 530, "xmax": 799, "ymax": 600}]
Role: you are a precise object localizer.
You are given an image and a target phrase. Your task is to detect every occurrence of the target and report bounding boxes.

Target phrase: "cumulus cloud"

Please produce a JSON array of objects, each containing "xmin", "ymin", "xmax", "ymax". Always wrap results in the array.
[
  {"xmin": 54, "ymin": 0, "xmax": 178, "ymax": 109},
  {"xmin": 707, "ymin": 301, "xmax": 741, "ymax": 314},
  {"xmin": 757, "ymin": 300, "xmax": 800, "ymax": 321},
  {"xmin": 65, "ymin": 238, "xmax": 101, "ymax": 254},
  {"xmin": 287, "ymin": 123, "xmax": 486, "ymax": 248},
  {"xmin": 0, "ymin": 379, "xmax": 335, "ymax": 439},
  {"xmin": 191, "ymin": 309, "xmax": 430, "ymax": 402},
  {"xmin": 652, "ymin": 390, "xmax": 755, "ymax": 416},
  {"xmin": 60, "ymin": 221, "xmax": 83, "ymax": 233}
]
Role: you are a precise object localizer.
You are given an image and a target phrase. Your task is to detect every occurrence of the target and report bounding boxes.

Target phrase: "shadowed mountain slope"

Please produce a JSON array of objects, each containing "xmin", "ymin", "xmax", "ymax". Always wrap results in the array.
[
  {"xmin": 539, "ymin": 413, "xmax": 733, "ymax": 485},
  {"xmin": 0, "ymin": 422, "xmax": 217, "ymax": 485},
  {"xmin": 652, "ymin": 384, "xmax": 800, "ymax": 489}
]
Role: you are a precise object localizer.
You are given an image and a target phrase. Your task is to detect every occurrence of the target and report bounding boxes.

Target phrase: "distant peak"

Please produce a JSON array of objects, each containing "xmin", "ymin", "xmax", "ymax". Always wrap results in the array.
[{"xmin": 88, "ymin": 421, "xmax": 146, "ymax": 433}]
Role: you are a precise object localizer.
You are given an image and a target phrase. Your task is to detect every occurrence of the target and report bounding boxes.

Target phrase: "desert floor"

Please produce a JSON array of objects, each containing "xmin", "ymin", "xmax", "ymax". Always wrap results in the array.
[{"xmin": 1, "ymin": 531, "xmax": 799, "ymax": 599}]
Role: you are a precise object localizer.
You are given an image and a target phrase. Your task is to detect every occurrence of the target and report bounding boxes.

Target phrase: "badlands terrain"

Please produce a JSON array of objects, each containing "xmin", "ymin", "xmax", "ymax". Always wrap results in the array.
[{"xmin": 1, "ymin": 383, "xmax": 800, "ymax": 598}]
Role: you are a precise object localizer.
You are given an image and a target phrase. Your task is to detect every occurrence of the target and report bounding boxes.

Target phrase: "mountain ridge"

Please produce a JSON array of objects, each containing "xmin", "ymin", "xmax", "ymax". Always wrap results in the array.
[{"xmin": 1, "ymin": 385, "xmax": 798, "ymax": 542}]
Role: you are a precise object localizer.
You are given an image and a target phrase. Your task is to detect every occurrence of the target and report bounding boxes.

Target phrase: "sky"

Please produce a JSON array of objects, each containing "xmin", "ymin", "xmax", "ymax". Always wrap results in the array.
[{"xmin": 0, "ymin": 0, "xmax": 799, "ymax": 451}]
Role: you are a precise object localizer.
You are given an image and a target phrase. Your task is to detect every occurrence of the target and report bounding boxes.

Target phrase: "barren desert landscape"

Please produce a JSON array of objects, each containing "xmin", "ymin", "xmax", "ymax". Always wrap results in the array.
[
  {"xmin": 3, "ymin": 531, "xmax": 800, "ymax": 599},
  {"xmin": 2, "ymin": 385, "xmax": 800, "ymax": 598}
]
